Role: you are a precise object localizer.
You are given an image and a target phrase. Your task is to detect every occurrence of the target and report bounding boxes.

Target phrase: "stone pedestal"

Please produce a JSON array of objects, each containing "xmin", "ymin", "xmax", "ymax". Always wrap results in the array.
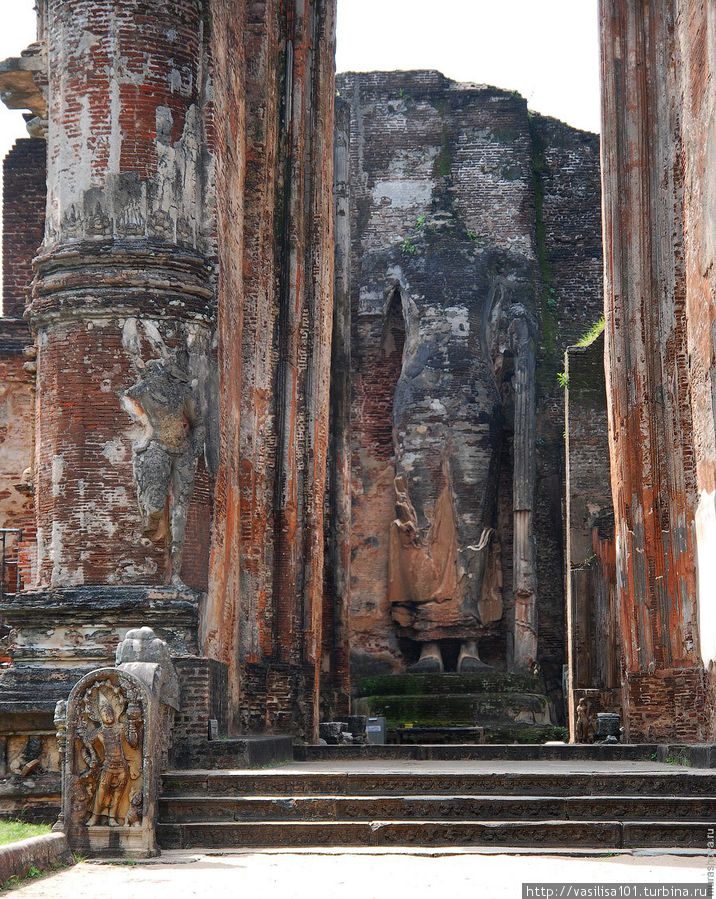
[{"xmin": 352, "ymin": 673, "xmax": 564, "ymax": 745}]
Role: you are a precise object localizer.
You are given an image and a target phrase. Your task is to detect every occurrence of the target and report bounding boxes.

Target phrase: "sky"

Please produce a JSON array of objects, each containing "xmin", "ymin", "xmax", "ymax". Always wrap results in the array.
[
  {"xmin": 335, "ymin": 0, "xmax": 601, "ymax": 134},
  {"xmin": 0, "ymin": 0, "xmax": 601, "ymax": 264}
]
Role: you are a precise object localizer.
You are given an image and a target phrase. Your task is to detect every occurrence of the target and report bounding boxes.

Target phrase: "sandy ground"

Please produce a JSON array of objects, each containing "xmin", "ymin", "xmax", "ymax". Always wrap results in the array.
[{"xmin": 12, "ymin": 850, "xmax": 713, "ymax": 899}]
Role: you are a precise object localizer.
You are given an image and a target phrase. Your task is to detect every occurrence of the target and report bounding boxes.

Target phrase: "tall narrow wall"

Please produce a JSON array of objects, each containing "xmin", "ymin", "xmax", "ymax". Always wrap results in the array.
[{"xmin": 206, "ymin": 0, "xmax": 338, "ymax": 739}]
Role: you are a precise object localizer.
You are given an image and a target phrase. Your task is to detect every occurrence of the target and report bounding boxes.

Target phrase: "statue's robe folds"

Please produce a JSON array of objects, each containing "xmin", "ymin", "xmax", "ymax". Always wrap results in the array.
[{"xmin": 388, "ymin": 473, "xmax": 503, "ymax": 643}]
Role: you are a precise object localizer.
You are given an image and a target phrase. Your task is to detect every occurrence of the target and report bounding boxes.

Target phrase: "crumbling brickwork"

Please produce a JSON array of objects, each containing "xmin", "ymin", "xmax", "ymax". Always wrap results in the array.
[{"xmin": 206, "ymin": 0, "xmax": 338, "ymax": 740}]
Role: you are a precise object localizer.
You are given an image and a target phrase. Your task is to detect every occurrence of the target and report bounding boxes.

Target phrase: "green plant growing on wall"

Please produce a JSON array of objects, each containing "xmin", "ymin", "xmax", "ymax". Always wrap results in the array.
[
  {"xmin": 576, "ymin": 315, "xmax": 605, "ymax": 347},
  {"xmin": 416, "ymin": 214, "xmax": 427, "ymax": 229},
  {"xmin": 401, "ymin": 238, "xmax": 418, "ymax": 256},
  {"xmin": 556, "ymin": 370, "xmax": 569, "ymax": 389}
]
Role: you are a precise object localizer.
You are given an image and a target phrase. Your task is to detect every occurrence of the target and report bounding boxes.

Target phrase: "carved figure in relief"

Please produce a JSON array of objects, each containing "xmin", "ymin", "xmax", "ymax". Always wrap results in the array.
[
  {"xmin": 122, "ymin": 352, "xmax": 204, "ymax": 584},
  {"xmin": 80, "ymin": 683, "xmax": 142, "ymax": 827}
]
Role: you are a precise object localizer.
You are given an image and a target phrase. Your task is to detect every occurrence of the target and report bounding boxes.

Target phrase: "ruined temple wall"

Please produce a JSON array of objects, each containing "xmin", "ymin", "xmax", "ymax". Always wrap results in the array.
[
  {"xmin": 0, "ymin": 324, "xmax": 35, "ymax": 592},
  {"xmin": 599, "ymin": 0, "xmax": 713, "ymax": 741},
  {"xmin": 530, "ymin": 115, "xmax": 605, "ymax": 703},
  {"xmin": 0, "ymin": 138, "xmax": 46, "ymax": 588},
  {"xmin": 342, "ymin": 72, "xmax": 604, "ymax": 690},
  {"xmin": 340, "ymin": 71, "xmax": 536, "ymax": 675}
]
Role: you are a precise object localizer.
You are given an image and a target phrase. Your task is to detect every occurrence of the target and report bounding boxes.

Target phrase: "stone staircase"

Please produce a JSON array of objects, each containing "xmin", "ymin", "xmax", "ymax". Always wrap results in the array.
[{"xmin": 157, "ymin": 747, "xmax": 716, "ymax": 850}]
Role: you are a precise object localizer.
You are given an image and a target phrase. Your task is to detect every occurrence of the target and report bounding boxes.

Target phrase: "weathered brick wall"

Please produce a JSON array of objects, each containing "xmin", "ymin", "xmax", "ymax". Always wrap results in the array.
[
  {"xmin": 342, "ymin": 72, "xmax": 604, "ymax": 713},
  {"xmin": 171, "ymin": 656, "xmax": 228, "ymax": 767},
  {"xmin": 206, "ymin": 0, "xmax": 339, "ymax": 739},
  {"xmin": 0, "ymin": 323, "xmax": 35, "ymax": 593},
  {"xmin": 599, "ymin": 0, "xmax": 714, "ymax": 740},
  {"xmin": 0, "ymin": 137, "xmax": 44, "ymax": 593},
  {"xmin": 565, "ymin": 336, "xmax": 620, "ymax": 737},
  {"xmin": 0, "ymin": 1, "xmax": 218, "ymax": 737},
  {"xmin": 530, "ymin": 115, "xmax": 604, "ymax": 701},
  {"xmin": 2, "ymin": 139, "xmax": 46, "ymax": 318}
]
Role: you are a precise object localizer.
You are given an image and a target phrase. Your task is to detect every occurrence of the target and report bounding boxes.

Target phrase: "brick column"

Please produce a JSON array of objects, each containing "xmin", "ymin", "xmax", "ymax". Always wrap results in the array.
[
  {"xmin": 599, "ymin": 0, "xmax": 707, "ymax": 741},
  {"xmin": 205, "ymin": 0, "xmax": 337, "ymax": 739},
  {"xmin": 3, "ymin": 0, "xmax": 214, "ymax": 702}
]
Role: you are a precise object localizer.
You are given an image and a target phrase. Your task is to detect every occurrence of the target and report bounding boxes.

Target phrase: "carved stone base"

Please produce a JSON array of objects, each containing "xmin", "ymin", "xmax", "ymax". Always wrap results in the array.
[
  {"xmin": 1, "ymin": 585, "xmax": 200, "ymax": 706},
  {"xmin": 82, "ymin": 825, "xmax": 160, "ymax": 859}
]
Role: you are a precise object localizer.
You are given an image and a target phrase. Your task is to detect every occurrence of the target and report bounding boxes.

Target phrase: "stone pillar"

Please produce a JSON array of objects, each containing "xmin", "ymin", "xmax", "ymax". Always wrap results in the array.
[
  {"xmin": 3, "ymin": 0, "xmax": 213, "ymax": 700},
  {"xmin": 599, "ymin": 0, "xmax": 707, "ymax": 741},
  {"xmin": 511, "ymin": 314, "xmax": 538, "ymax": 671}
]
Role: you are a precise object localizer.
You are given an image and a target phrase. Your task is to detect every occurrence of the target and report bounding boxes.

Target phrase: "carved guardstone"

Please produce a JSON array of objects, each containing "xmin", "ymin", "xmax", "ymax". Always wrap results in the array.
[{"xmin": 56, "ymin": 627, "xmax": 177, "ymax": 857}]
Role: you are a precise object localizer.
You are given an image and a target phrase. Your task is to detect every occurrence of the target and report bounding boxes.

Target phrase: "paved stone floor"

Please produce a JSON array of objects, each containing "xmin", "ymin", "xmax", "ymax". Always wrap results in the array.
[{"xmin": 13, "ymin": 851, "xmax": 713, "ymax": 898}]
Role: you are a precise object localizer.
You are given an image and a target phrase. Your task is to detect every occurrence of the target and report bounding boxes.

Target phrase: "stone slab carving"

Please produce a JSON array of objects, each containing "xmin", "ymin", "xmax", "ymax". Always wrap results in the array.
[{"xmin": 56, "ymin": 627, "xmax": 177, "ymax": 857}]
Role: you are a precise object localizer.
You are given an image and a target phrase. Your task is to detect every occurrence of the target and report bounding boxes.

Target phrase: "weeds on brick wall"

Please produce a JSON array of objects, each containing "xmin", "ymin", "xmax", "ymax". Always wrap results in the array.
[
  {"xmin": 415, "ymin": 214, "xmax": 426, "ymax": 229},
  {"xmin": 556, "ymin": 371, "xmax": 569, "ymax": 390},
  {"xmin": 576, "ymin": 315, "xmax": 605, "ymax": 348},
  {"xmin": 401, "ymin": 238, "xmax": 418, "ymax": 256}
]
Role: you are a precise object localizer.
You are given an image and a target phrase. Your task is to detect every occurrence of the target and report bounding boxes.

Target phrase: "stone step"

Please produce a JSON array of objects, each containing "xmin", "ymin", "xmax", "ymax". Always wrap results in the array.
[
  {"xmin": 172, "ymin": 735, "xmax": 294, "ymax": 771},
  {"xmin": 353, "ymin": 673, "xmax": 542, "ymax": 697},
  {"xmin": 156, "ymin": 819, "xmax": 713, "ymax": 850},
  {"xmin": 162, "ymin": 770, "xmax": 716, "ymax": 798},
  {"xmin": 353, "ymin": 692, "xmax": 551, "ymax": 727},
  {"xmin": 158, "ymin": 794, "xmax": 716, "ymax": 823},
  {"xmin": 293, "ymin": 744, "xmax": 662, "ymax": 763}
]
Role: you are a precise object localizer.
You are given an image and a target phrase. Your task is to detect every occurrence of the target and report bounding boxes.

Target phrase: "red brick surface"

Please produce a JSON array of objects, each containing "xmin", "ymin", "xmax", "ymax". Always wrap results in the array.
[{"xmin": 2, "ymin": 139, "xmax": 46, "ymax": 318}]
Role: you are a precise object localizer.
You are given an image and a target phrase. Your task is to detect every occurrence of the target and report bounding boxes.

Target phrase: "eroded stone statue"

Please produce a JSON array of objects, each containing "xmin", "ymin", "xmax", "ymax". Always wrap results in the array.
[
  {"xmin": 575, "ymin": 697, "xmax": 593, "ymax": 744},
  {"xmin": 385, "ymin": 259, "xmax": 537, "ymax": 675},
  {"xmin": 388, "ymin": 453, "xmax": 503, "ymax": 673},
  {"xmin": 122, "ymin": 352, "xmax": 204, "ymax": 584}
]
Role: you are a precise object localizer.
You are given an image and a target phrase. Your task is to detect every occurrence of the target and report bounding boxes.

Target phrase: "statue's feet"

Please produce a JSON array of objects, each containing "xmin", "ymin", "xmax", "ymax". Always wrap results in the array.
[
  {"xmin": 86, "ymin": 815, "xmax": 99, "ymax": 827},
  {"xmin": 107, "ymin": 817, "xmax": 121, "ymax": 828},
  {"xmin": 457, "ymin": 641, "xmax": 492, "ymax": 674},
  {"xmin": 408, "ymin": 642, "xmax": 444, "ymax": 673}
]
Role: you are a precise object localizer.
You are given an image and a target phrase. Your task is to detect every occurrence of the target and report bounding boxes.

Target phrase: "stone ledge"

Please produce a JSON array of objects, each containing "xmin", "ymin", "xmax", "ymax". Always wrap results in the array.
[{"xmin": 0, "ymin": 832, "xmax": 71, "ymax": 886}]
